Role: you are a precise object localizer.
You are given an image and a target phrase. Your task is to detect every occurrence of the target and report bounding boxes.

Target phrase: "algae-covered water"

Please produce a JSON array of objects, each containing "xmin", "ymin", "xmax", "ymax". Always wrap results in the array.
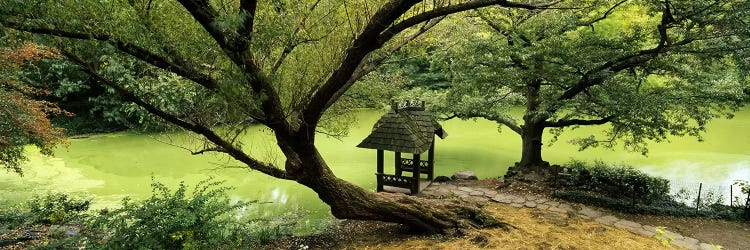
[{"xmin": 1, "ymin": 109, "xmax": 749, "ymax": 228}]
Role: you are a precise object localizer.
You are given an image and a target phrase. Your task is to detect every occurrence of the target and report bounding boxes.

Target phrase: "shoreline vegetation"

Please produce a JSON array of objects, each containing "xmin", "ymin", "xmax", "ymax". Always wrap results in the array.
[{"xmin": 2, "ymin": 161, "xmax": 747, "ymax": 249}]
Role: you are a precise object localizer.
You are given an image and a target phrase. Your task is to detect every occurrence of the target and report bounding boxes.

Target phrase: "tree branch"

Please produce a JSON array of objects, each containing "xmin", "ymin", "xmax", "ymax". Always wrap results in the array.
[
  {"xmin": 63, "ymin": 50, "xmax": 291, "ymax": 180},
  {"xmin": 555, "ymin": 1, "xmax": 678, "ymax": 103},
  {"xmin": 1, "ymin": 18, "xmax": 219, "ymax": 90},
  {"xmin": 377, "ymin": 0, "xmax": 547, "ymax": 47},
  {"xmin": 581, "ymin": 0, "xmax": 628, "ymax": 29},
  {"xmin": 486, "ymin": 114, "xmax": 523, "ymax": 135},
  {"xmin": 238, "ymin": 0, "xmax": 258, "ymax": 41},
  {"xmin": 543, "ymin": 116, "xmax": 614, "ymax": 128},
  {"xmin": 269, "ymin": 0, "xmax": 324, "ymax": 77},
  {"xmin": 177, "ymin": 0, "xmax": 289, "ymax": 132},
  {"xmin": 303, "ymin": 0, "xmax": 553, "ymax": 132}
]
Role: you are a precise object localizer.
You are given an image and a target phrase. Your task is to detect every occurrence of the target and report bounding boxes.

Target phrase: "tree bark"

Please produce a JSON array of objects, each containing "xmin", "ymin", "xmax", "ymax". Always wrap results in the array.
[
  {"xmin": 518, "ymin": 121, "xmax": 546, "ymax": 169},
  {"xmin": 517, "ymin": 56, "xmax": 548, "ymax": 170},
  {"xmin": 279, "ymin": 136, "xmax": 507, "ymax": 234}
]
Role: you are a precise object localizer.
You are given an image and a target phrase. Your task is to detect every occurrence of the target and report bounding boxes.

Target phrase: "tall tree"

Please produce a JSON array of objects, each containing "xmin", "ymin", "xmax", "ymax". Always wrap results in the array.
[
  {"xmin": 401, "ymin": 0, "xmax": 749, "ymax": 169},
  {"xmin": 0, "ymin": 42, "xmax": 68, "ymax": 175},
  {"xmin": 0, "ymin": 0, "xmax": 555, "ymax": 233}
]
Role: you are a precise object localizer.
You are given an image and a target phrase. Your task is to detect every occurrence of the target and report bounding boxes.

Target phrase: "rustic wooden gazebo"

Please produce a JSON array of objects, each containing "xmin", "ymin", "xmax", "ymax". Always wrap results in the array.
[{"xmin": 357, "ymin": 101, "xmax": 447, "ymax": 195}]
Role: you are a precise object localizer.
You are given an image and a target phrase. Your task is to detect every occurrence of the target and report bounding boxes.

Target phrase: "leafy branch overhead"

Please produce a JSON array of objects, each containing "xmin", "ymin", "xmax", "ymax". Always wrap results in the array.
[
  {"xmin": 397, "ymin": 0, "xmax": 749, "ymax": 166},
  {"xmin": 0, "ymin": 0, "xmax": 559, "ymax": 233}
]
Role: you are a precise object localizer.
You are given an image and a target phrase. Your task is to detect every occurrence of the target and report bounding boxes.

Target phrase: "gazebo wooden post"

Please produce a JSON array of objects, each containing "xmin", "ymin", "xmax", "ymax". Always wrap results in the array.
[
  {"xmin": 395, "ymin": 151, "xmax": 402, "ymax": 176},
  {"xmin": 376, "ymin": 149, "xmax": 384, "ymax": 192},
  {"xmin": 412, "ymin": 153, "xmax": 421, "ymax": 194},
  {"xmin": 428, "ymin": 140, "xmax": 435, "ymax": 180}
]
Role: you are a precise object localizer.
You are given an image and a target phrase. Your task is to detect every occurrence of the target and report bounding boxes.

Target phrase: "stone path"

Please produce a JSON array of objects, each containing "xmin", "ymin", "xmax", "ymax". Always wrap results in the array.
[{"xmin": 422, "ymin": 182, "xmax": 717, "ymax": 250}]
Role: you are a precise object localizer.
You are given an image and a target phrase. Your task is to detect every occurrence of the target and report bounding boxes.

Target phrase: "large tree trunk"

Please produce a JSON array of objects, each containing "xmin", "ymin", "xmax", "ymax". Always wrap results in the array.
[
  {"xmin": 517, "ymin": 57, "xmax": 549, "ymax": 170},
  {"xmin": 518, "ymin": 121, "xmax": 546, "ymax": 169},
  {"xmin": 278, "ymin": 137, "xmax": 507, "ymax": 234}
]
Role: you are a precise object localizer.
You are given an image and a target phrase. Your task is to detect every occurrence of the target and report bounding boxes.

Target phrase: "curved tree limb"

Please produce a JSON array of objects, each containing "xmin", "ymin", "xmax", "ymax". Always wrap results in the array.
[
  {"xmin": 63, "ymin": 50, "xmax": 291, "ymax": 180},
  {"xmin": 304, "ymin": 0, "xmax": 555, "ymax": 132},
  {"xmin": 176, "ymin": 0, "xmax": 289, "ymax": 133},
  {"xmin": 0, "ymin": 18, "xmax": 219, "ymax": 90}
]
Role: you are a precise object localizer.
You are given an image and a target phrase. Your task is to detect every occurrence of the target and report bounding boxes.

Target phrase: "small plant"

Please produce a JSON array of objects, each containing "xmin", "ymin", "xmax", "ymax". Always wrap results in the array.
[
  {"xmin": 26, "ymin": 192, "xmax": 91, "ymax": 224},
  {"xmin": 653, "ymin": 226, "xmax": 673, "ymax": 247},
  {"xmin": 86, "ymin": 178, "xmax": 253, "ymax": 249},
  {"xmin": 709, "ymin": 244, "xmax": 724, "ymax": 250}
]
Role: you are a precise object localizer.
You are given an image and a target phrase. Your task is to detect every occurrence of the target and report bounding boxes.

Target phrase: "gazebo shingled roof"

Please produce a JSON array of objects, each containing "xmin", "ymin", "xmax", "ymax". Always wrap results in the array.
[{"xmin": 357, "ymin": 105, "xmax": 447, "ymax": 154}]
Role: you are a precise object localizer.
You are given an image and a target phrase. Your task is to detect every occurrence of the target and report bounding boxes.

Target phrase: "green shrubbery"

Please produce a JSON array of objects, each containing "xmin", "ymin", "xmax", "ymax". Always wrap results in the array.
[
  {"xmin": 86, "ymin": 178, "xmax": 252, "ymax": 249},
  {"xmin": 0, "ymin": 179, "xmax": 317, "ymax": 249},
  {"xmin": 551, "ymin": 190, "xmax": 744, "ymax": 220},
  {"xmin": 555, "ymin": 160, "xmax": 747, "ymax": 220},
  {"xmin": 27, "ymin": 193, "xmax": 91, "ymax": 225},
  {"xmin": 564, "ymin": 160, "xmax": 671, "ymax": 204},
  {"xmin": 0, "ymin": 192, "xmax": 91, "ymax": 227}
]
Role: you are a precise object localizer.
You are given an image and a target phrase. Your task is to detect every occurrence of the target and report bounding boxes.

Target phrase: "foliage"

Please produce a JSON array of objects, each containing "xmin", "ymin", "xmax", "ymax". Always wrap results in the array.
[
  {"xmin": 0, "ymin": 192, "xmax": 90, "ymax": 228},
  {"xmin": 26, "ymin": 192, "xmax": 91, "ymax": 225},
  {"xmin": 392, "ymin": 0, "xmax": 750, "ymax": 166},
  {"xmin": 551, "ymin": 190, "xmax": 745, "ymax": 220},
  {"xmin": 564, "ymin": 160, "xmax": 670, "ymax": 204},
  {"xmin": 18, "ymin": 56, "xmax": 127, "ymax": 134},
  {"xmin": 0, "ymin": 42, "xmax": 69, "ymax": 175},
  {"xmin": 86, "ymin": 178, "xmax": 253, "ymax": 249},
  {"xmin": 653, "ymin": 226, "xmax": 673, "ymax": 247},
  {"xmin": 0, "ymin": 0, "xmax": 588, "ymax": 232}
]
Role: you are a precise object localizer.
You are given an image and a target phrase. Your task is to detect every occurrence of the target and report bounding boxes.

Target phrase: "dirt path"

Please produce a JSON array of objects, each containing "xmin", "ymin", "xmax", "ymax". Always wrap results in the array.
[{"xmin": 419, "ymin": 181, "xmax": 739, "ymax": 250}]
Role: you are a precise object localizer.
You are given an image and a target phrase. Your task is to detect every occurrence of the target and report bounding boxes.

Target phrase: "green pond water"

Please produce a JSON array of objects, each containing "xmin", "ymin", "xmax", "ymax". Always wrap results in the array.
[{"xmin": 2, "ymin": 108, "xmax": 749, "ymax": 230}]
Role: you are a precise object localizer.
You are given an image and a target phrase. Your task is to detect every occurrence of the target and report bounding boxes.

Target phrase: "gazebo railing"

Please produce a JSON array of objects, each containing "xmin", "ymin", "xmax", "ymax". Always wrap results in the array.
[
  {"xmin": 376, "ymin": 173, "xmax": 418, "ymax": 193},
  {"xmin": 399, "ymin": 158, "xmax": 430, "ymax": 174}
]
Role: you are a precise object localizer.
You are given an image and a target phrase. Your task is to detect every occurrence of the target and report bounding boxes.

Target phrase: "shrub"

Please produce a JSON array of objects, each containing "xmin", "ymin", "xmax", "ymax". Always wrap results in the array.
[
  {"xmin": 86, "ymin": 178, "xmax": 252, "ymax": 249},
  {"xmin": 565, "ymin": 160, "xmax": 670, "ymax": 204},
  {"xmin": 551, "ymin": 190, "xmax": 744, "ymax": 220},
  {"xmin": 26, "ymin": 192, "xmax": 91, "ymax": 224}
]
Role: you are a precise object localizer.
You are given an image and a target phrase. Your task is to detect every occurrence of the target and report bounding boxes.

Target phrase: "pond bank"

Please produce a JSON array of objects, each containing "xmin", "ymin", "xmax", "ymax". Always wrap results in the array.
[{"xmin": 262, "ymin": 179, "xmax": 749, "ymax": 250}]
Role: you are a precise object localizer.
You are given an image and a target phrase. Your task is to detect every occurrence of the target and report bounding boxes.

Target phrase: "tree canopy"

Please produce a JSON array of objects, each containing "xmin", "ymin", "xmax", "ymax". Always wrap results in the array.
[
  {"xmin": 396, "ymin": 0, "xmax": 750, "ymax": 168},
  {"xmin": 0, "ymin": 41, "xmax": 68, "ymax": 175},
  {"xmin": 1, "ymin": 0, "xmax": 557, "ymax": 233}
]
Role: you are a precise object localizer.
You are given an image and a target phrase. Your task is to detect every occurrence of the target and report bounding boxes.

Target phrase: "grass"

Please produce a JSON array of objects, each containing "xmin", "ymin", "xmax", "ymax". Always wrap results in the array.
[{"xmin": 357, "ymin": 204, "xmax": 670, "ymax": 250}]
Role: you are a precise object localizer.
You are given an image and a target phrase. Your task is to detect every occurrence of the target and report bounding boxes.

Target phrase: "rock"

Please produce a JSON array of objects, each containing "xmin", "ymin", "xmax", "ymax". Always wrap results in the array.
[
  {"xmin": 663, "ymin": 230, "xmax": 685, "ymax": 240},
  {"xmin": 451, "ymin": 190, "xmax": 468, "ymax": 196},
  {"xmin": 594, "ymin": 215, "xmax": 618, "ymax": 225},
  {"xmin": 537, "ymin": 204, "xmax": 549, "ymax": 210},
  {"xmin": 452, "ymin": 171, "xmax": 478, "ymax": 180},
  {"xmin": 512, "ymin": 197, "xmax": 526, "ymax": 204},
  {"xmin": 641, "ymin": 225, "xmax": 658, "ymax": 233},
  {"xmin": 511, "ymin": 203, "xmax": 524, "ymax": 208},
  {"xmin": 470, "ymin": 191, "xmax": 484, "ymax": 196},
  {"xmin": 433, "ymin": 176, "xmax": 452, "ymax": 182},
  {"xmin": 672, "ymin": 237, "xmax": 699, "ymax": 250},
  {"xmin": 524, "ymin": 201, "xmax": 537, "ymax": 208},
  {"xmin": 614, "ymin": 220, "xmax": 642, "ymax": 230},
  {"xmin": 548, "ymin": 206, "xmax": 569, "ymax": 214},
  {"xmin": 458, "ymin": 186, "xmax": 474, "ymax": 192},
  {"xmin": 526, "ymin": 195, "xmax": 538, "ymax": 201},
  {"xmin": 578, "ymin": 207, "xmax": 602, "ymax": 218},
  {"xmin": 557, "ymin": 204, "xmax": 573, "ymax": 211},
  {"xmin": 632, "ymin": 228, "xmax": 656, "ymax": 237},
  {"xmin": 483, "ymin": 190, "xmax": 498, "ymax": 197}
]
